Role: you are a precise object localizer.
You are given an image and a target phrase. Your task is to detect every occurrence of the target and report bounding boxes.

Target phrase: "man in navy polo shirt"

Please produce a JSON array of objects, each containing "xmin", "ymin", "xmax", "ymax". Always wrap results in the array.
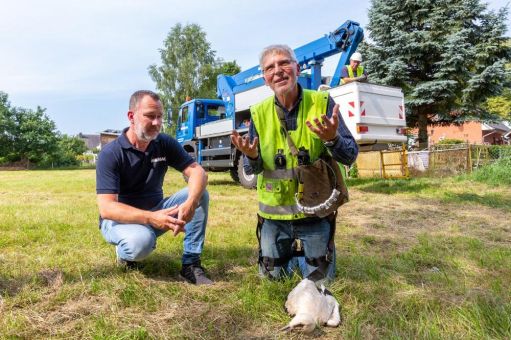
[{"xmin": 96, "ymin": 90, "xmax": 213, "ymax": 285}]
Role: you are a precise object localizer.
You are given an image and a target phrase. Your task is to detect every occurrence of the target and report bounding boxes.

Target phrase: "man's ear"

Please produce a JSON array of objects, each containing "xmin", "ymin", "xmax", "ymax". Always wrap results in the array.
[
  {"xmin": 295, "ymin": 62, "xmax": 301, "ymax": 76},
  {"xmin": 127, "ymin": 111, "xmax": 135, "ymax": 123}
]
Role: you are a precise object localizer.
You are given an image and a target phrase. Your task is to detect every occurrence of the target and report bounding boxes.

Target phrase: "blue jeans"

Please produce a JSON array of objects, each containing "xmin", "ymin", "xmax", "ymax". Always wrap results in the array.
[
  {"xmin": 259, "ymin": 217, "xmax": 336, "ymax": 283},
  {"xmin": 100, "ymin": 188, "xmax": 209, "ymax": 265}
]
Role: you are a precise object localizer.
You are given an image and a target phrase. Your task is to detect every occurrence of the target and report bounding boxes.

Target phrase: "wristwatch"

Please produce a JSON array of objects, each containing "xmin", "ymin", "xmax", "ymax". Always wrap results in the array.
[{"xmin": 323, "ymin": 134, "xmax": 339, "ymax": 147}]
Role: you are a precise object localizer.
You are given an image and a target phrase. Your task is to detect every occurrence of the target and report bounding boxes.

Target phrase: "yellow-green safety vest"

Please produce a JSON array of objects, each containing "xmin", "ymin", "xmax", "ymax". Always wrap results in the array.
[
  {"xmin": 340, "ymin": 65, "xmax": 364, "ymax": 84},
  {"xmin": 250, "ymin": 89, "xmax": 346, "ymax": 220}
]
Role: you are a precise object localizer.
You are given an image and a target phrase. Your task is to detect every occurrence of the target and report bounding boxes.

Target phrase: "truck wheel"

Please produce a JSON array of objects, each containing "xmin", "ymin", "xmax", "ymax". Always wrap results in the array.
[{"xmin": 232, "ymin": 154, "xmax": 257, "ymax": 189}]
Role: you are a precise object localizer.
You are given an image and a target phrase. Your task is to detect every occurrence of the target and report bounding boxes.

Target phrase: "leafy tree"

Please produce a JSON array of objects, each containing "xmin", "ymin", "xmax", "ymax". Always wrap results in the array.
[
  {"xmin": 148, "ymin": 23, "xmax": 240, "ymax": 134},
  {"xmin": 54, "ymin": 135, "xmax": 88, "ymax": 167},
  {"xmin": 360, "ymin": 0, "xmax": 511, "ymax": 148},
  {"xmin": 219, "ymin": 61, "xmax": 242, "ymax": 76},
  {"xmin": 0, "ymin": 92, "xmax": 59, "ymax": 167},
  {"xmin": 485, "ymin": 89, "xmax": 511, "ymax": 119}
]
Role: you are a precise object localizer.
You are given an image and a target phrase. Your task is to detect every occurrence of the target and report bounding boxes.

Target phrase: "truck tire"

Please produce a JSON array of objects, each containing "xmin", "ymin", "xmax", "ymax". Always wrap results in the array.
[{"xmin": 231, "ymin": 154, "xmax": 257, "ymax": 189}]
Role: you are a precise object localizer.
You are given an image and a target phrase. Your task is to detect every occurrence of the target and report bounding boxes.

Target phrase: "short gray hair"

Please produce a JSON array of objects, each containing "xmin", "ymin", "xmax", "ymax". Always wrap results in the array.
[
  {"xmin": 259, "ymin": 44, "xmax": 298, "ymax": 70},
  {"xmin": 129, "ymin": 90, "xmax": 161, "ymax": 111}
]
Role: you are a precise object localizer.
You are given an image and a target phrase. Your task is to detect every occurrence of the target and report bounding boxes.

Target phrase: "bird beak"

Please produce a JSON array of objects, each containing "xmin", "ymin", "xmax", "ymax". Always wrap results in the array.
[{"xmin": 279, "ymin": 324, "xmax": 291, "ymax": 332}]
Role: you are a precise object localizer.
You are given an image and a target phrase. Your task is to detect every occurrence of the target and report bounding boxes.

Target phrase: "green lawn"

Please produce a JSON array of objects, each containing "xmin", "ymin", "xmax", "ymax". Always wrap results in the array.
[{"xmin": 0, "ymin": 169, "xmax": 510, "ymax": 339}]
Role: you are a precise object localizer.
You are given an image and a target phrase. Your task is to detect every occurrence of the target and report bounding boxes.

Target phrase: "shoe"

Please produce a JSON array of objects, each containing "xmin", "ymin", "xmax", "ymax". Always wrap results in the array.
[
  {"xmin": 117, "ymin": 254, "xmax": 138, "ymax": 270},
  {"xmin": 179, "ymin": 260, "xmax": 214, "ymax": 285}
]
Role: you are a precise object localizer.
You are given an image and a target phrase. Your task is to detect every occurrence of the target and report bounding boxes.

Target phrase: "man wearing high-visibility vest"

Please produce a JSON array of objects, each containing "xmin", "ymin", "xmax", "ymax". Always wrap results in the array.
[
  {"xmin": 230, "ymin": 45, "xmax": 359, "ymax": 283},
  {"xmin": 340, "ymin": 52, "xmax": 368, "ymax": 84}
]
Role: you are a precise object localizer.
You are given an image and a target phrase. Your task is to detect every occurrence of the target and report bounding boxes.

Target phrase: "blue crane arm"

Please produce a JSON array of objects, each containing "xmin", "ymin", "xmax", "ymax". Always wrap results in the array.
[{"xmin": 216, "ymin": 20, "xmax": 364, "ymax": 116}]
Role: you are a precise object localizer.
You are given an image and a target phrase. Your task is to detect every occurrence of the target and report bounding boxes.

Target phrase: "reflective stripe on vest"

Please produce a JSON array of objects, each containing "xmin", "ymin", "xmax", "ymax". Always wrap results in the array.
[
  {"xmin": 258, "ymin": 202, "xmax": 302, "ymax": 216},
  {"xmin": 262, "ymin": 168, "xmax": 297, "ymax": 180},
  {"xmin": 251, "ymin": 89, "xmax": 329, "ymax": 220},
  {"xmin": 340, "ymin": 65, "xmax": 364, "ymax": 84}
]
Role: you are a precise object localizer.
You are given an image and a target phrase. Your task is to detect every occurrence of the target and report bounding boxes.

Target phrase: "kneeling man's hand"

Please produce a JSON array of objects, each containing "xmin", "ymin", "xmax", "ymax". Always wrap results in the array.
[{"xmin": 150, "ymin": 205, "xmax": 186, "ymax": 236}]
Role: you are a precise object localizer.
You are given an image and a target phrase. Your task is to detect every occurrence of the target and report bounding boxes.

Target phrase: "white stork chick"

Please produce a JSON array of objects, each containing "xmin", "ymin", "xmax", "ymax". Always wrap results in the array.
[{"xmin": 280, "ymin": 278, "xmax": 341, "ymax": 334}]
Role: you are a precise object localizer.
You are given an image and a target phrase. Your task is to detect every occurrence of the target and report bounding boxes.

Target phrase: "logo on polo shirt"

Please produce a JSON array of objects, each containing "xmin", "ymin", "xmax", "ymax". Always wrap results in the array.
[{"xmin": 151, "ymin": 157, "xmax": 166, "ymax": 163}]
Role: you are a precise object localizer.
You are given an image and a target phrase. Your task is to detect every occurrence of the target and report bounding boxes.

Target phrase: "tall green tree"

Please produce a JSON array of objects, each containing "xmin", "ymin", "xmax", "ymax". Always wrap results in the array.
[
  {"xmin": 148, "ymin": 23, "xmax": 240, "ymax": 134},
  {"xmin": 0, "ymin": 91, "xmax": 59, "ymax": 167},
  {"xmin": 360, "ymin": 0, "xmax": 511, "ymax": 148}
]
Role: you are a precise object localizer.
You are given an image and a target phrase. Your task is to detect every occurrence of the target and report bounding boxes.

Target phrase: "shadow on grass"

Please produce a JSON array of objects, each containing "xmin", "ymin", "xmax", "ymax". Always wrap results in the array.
[
  {"xmin": 207, "ymin": 178, "xmax": 241, "ymax": 187},
  {"xmin": 348, "ymin": 178, "xmax": 442, "ymax": 195},
  {"xmin": 0, "ymin": 244, "xmax": 257, "ymax": 298},
  {"xmin": 442, "ymin": 192, "xmax": 511, "ymax": 211},
  {"xmin": 69, "ymin": 244, "xmax": 258, "ymax": 285}
]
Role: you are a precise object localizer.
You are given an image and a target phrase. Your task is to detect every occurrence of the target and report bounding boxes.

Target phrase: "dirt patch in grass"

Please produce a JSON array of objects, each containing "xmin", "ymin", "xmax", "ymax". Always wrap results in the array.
[{"xmin": 342, "ymin": 188, "xmax": 510, "ymax": 253}]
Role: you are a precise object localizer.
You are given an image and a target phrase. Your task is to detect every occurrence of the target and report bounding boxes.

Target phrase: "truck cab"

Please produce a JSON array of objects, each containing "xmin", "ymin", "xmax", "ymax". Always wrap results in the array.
[{"xmin": 175, "ymin": 98, "xmax": 226, "ymax": 160}]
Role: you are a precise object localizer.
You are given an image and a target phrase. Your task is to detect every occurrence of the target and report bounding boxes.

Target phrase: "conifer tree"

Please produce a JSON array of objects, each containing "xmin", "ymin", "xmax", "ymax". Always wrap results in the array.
[{"xmin": 360, "ymin": 0, "xmax": 510, "ymax": 148}]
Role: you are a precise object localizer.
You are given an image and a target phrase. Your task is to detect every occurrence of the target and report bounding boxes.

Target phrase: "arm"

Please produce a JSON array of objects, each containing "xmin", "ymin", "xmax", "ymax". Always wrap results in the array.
[
  {"xmin": 230, "ymin": 118, "xmax": 263, "ymax": 175},
  {"xmin": 97, "ymin": 194, "xmax": 185, "ymax": 236},
  {"xmin": 342, "ymin": 74, "xmax": 367, "ymax": 84},
  {"xmin": 306, "ymin": 96, "xmax": 359, "ymax": 165},
  {"xmin": 178, "ymin": 162, "xmax": 208, "ymax": 224}
]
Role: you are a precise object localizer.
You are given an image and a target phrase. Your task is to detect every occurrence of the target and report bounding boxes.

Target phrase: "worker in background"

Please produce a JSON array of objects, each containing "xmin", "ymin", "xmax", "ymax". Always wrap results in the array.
[
  {"xmin": 230, "ymin": 45, "xmax": 359, "ymax": 283},
  {"xmin": 96, "ymin": 90, "xmax": 213, "ymax": 285},
  {"xmin": 340, "ymin": 52, "xmax": 368, "ymax": 84}
]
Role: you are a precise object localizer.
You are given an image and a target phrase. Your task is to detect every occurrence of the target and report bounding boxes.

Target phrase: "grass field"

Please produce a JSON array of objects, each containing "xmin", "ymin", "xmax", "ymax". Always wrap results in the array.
[{"xmin": 0, "ymin": 169, "xmax": 510, "ymax": 339}]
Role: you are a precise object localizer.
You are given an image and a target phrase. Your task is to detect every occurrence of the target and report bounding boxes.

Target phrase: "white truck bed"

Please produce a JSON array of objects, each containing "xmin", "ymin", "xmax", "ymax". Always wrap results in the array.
[{"xmin": 327, "ymin": 82, "xmax": 407, "ymax": 145}]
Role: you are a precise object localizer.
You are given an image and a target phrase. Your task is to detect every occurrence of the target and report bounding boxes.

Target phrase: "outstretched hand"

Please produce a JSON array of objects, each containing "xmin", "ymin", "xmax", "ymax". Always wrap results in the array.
[
  {"xmin": 230, "ymin": 130, "xmax": 259, "ymax": 159},
  {"xmin": 305, "ymin": 104, "xmax": 340, "ymax": 142}
]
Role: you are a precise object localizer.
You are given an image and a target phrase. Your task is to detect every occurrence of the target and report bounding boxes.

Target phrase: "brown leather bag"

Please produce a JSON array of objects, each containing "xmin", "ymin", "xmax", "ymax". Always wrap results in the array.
[
  {"xmin": 275, "ymin": 106, "xmax": 349, "ymax": 218},
  {"xmin": 295, "ymin": 152, "xmax": 349, "ymax": 218}
]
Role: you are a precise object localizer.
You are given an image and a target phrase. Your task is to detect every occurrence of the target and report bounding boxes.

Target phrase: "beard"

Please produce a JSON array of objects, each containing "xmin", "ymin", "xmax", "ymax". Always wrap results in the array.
[{"xmin": 134, "ymin": 119, "xmax": 160, "ymax": 142}]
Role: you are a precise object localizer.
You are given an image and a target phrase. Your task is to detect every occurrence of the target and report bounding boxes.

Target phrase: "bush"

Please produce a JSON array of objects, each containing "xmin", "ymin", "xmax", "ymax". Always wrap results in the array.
[
  {"xmin": 467, "ymin": 149, "xmax": 511, "ymax": 186},
  {"xmin": 349, "ymin": 163, "xmax": 358, "ymax": 178},
  {"xmin": 439, "ymin": 138, "xmax": 465, "ymax": 144}
]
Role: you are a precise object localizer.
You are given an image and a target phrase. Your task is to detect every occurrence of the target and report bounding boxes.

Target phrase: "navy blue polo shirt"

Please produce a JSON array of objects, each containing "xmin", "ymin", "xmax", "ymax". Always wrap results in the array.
[{"xmin": 96, "ymin": 128, "xmax": 194, "ymax": 211}]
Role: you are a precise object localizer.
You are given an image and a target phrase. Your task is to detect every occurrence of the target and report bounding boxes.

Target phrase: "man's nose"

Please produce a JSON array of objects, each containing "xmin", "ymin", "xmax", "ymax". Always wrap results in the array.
[{"xmin": 274, "ymin": 64, "xmax": 285, "ymax": 74}]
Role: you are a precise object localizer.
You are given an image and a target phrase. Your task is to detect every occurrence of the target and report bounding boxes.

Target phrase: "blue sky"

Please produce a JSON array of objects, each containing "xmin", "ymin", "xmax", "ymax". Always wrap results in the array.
[{"xmin": 1, "ymin": 0, "xmax": 509, "ymax": 136}]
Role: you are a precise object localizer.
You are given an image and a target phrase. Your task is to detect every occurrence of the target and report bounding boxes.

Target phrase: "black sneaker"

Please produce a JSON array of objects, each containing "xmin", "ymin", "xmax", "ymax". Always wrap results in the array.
[
  {"xmin": 117, "ymin": 255, "xmax": 138, "ymax": 270},
  {"xmin": 179, "ymin": 260, "xmax": 214, "ymax": 285}
]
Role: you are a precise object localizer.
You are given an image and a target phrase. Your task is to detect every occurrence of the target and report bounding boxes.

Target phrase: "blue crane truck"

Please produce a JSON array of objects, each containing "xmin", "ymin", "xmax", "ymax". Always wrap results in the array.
[{"xmin": 172, "ymin": 20, "xmax": 407, "ymax": 189}]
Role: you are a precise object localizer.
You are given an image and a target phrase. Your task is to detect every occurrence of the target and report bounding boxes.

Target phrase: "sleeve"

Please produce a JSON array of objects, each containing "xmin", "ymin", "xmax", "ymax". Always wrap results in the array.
[
  {"xmin": 96, "ymin": 147, "xmax": 121, "ymax": 194},
  {"xmin": 164, "ymin": 135, "xmax": 195, "ymax": 172},
  {"xmin": 340, "ymin": 66, "xmax": 349, "ymax": 79},
  {"xmin": 325, "ymin": 96, "xmax": 359, "ymax": 165}
]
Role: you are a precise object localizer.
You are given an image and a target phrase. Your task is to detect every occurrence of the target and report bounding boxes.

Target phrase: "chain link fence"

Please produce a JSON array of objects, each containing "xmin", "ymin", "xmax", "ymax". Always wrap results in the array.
[{"xmin": 350, "ymin": 144, "xmax": 511, "ymax": 178}]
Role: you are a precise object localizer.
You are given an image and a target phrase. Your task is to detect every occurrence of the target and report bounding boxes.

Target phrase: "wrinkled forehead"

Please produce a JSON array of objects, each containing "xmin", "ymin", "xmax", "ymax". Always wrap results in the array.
[{"xmin": 262, "ymin": 50, "xmax": 292, "ymax": 65}]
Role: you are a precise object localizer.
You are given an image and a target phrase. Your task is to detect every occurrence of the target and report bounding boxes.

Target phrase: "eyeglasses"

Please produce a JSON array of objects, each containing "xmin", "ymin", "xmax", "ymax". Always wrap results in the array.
[{"xmin": 263, "ymin": 59, "xmax": 296, "ymax": 76}]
